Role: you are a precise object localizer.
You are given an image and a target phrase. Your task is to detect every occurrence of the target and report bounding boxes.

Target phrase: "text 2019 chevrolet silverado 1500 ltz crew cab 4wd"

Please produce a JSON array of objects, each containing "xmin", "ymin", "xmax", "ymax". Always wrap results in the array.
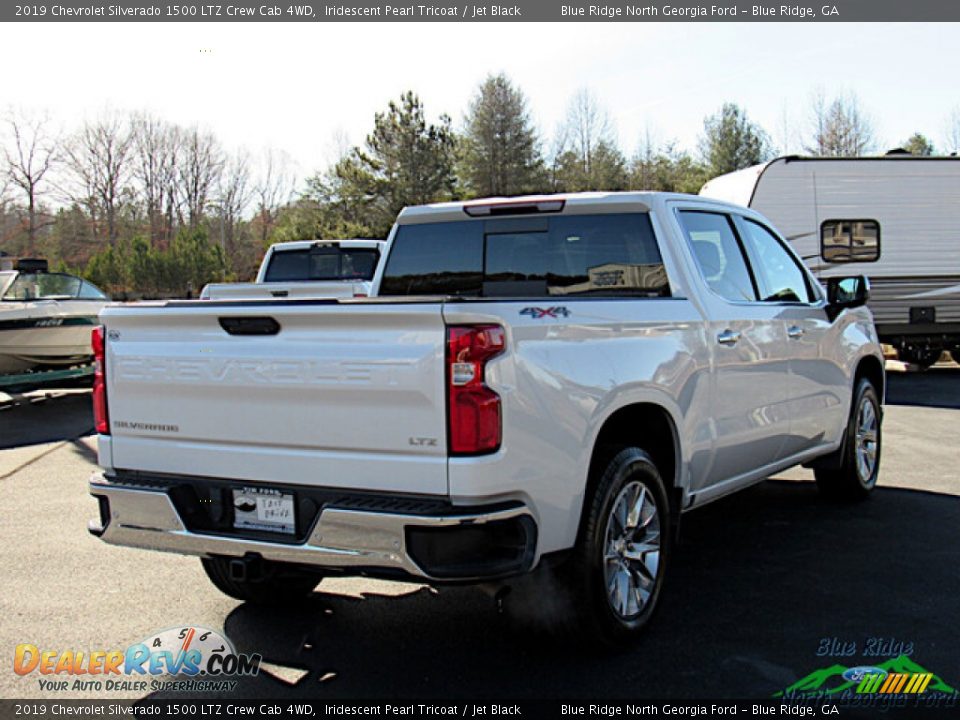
[{"xmin": 88, "ymin": 193, "xmax": 884, "ymax": 644}]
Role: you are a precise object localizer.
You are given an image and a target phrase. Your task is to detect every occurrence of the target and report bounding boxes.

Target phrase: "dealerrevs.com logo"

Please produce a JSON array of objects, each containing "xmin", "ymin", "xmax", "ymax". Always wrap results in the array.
[{"xmin": 14, "ymin": 626, "xmax": 261, "ymax": 693}]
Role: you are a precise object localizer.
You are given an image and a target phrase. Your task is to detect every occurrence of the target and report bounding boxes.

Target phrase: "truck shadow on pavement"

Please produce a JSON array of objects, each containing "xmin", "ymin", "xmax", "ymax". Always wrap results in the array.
[
  {"xmin": 886, "ymin": 367, "xmax": 960, "ymax": 409},
  {"xmin": 0, "ymin": 389, "xmax": 94, "ymax": 449},
  {"xmin": 161, "ymin": 479, "xmax": 960, "ymax": 700}
]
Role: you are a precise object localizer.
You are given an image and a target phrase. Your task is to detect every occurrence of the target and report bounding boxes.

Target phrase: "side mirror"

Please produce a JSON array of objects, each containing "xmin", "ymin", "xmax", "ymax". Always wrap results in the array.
[{"xmin": 826, "ymin": 275, "xmax": 870, "ymax": 322}]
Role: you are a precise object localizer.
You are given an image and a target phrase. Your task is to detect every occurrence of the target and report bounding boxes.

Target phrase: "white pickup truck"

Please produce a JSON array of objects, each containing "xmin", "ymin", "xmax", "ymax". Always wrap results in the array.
[
  {"xmin": 200, "ymin": 239, "xmax": 384, "ymax": 300},
  {"xmin": 89, "ymin": 192, "xmax": 884, "ymax": 644}
]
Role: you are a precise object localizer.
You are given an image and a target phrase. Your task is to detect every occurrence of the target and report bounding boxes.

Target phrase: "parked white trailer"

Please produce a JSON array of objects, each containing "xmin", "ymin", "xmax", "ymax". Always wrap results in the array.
[{"xmin": 700, "ymin": 156, "xmax": 960, "ymax": 367}]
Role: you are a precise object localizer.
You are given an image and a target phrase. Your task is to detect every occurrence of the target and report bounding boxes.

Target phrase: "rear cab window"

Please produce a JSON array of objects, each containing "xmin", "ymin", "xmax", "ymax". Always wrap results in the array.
[
  {"xmin": 264, "ymin": 245, "xmax": 381, "ymax": 282},
  {"xmin": 379, "ymin": 213, "xmax": 670, "ymax": 298}
]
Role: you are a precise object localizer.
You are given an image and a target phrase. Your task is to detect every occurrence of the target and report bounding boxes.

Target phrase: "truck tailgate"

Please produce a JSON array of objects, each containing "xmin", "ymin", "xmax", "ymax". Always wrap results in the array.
[{"xmin": 101, "ymin": 301, "xmax": 448, "ymax": 496}]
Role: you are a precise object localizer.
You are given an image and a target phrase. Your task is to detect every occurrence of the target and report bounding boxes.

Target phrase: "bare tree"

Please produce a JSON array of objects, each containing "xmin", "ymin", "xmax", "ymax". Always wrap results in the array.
[
  {"xmin": 554, "ymin": 88, "xmax": 615, "ymax": 179},
  {"xmin": 806, "ymin": 91, "xmax": 876, "ymax": 157},
  {"xmin": 775, "ymin": 101, "xmax": 798, "ymax": 156},
  {"xmin": 1, "ymin": 108, "xmax": 59, "ymax": 254},
  {"xmin": 0, "ymin": 175, "xmax": 17, "ymax": 252},
  {"xmin": 325, "ymin": 127, "xmax": 352, "ymax": 166},
  {"xmin": 631, "ymin": 125, "xmax": 660, "ymax": 190},
  {"xmin": 215, "ymin": 150, "xmax": 252, "ymax": 253},
  {"xmin": 253, "ymin": 148, "xmax": 295, "ymax": 246},
  {"xmin": 132, "ymin": 113, "xmax": 182, "ymax": 245},
  {"xmin": 178, "ymin": 127, "xmax": 224, "ymax": 230},
  {"xmin": 0, "ymin": 174, "xmax": 10, "ymax": 217},
  {"xmin": 550, "ymin": 89, "xmax": 627, "ymax": 191},
  {"xmin": 63, "ymin": 112, "xmax": 134, "ymax": 246}
]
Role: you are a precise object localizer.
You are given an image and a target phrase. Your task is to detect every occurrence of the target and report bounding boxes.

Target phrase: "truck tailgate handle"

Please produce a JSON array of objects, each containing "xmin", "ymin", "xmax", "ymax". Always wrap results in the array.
[{"xmin": 218, "ymin": 316, "xmax": 281, "ymax": 336}]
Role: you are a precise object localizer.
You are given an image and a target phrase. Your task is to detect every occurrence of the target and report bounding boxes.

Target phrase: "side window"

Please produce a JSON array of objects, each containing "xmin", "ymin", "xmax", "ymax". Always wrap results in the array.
[
  {"xmin": 821, "ymin": 220, "xmax": 880, "ymax": 263},
  {"xmin": 678, "ymin": 211, "xmax": 757, "ymax": 303},
  {"xmin": 739, "ymin": 219, "xmax": 813, "ymax": 303}
]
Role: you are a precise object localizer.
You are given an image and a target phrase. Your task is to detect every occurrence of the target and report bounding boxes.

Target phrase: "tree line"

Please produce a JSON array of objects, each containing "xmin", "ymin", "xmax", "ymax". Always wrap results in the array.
[
  {"xmin": 2, "ymin": 76, "xmax": 957, "ymax": 297},
  {"xmin": 0, "ymin": 111, "xmax": 294, "ymax": 296}
]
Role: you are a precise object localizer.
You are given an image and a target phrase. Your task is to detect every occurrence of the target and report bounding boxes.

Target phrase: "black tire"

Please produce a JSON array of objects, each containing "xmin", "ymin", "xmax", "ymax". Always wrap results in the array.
[
  {"xmin": 201, "ymin": 557, "xmax": 322, "ymax": 605},
  {"xmin": 899, "ymin": 347, "xmax": 940, "ymax": 370},
  {"xmin": 560, "ymin": 447, "xmax": 671, "ymax": 646},
  {"xmin": 815, "ymin": 379, "xmax": 881, "ymax": 500}
]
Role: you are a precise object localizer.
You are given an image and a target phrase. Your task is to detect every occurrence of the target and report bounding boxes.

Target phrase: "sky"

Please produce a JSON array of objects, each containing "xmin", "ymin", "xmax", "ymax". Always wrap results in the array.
[{"xmin": 1, "ymin": 22, "xmax": 958, "ymax": 180}]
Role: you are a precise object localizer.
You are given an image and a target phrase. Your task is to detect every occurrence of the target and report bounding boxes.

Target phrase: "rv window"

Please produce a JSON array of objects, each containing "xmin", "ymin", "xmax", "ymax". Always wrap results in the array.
[{"xmin": 821, "ymin": 220, "xmax": 880, "ymax": 263}]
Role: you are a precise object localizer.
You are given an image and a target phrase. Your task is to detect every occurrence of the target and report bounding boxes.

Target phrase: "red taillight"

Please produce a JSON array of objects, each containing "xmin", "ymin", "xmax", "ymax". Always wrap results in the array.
[
  {"xmin": 92, "ymin": 326, "xmax": 109, "ymax": 435},
  {"xmin": 447, "ymin": 325, "xmax": 505, "ymax": 455}
]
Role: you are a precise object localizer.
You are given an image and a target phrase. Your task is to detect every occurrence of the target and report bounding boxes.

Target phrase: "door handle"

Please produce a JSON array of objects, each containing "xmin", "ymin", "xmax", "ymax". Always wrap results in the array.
[
  {"xmin": 787, "ymin": 325, "xmax": 804, "ymax": 339},
  {"xmin": 717, "ymin": 329, "xmax": 741, "ymax": 346}
]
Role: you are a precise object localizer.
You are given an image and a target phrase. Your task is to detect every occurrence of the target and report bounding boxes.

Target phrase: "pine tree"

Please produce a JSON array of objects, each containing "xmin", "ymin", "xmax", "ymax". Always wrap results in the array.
[
  {"xmin": 461, "ymin": 73, "xmax": 545, "ymax": 197},
  {"xmin": 331, "ymin": 91, "xmax": 457, "ymax": 236},
  {"xmin": 699, "ymin": 103, "xmax": 771, "ymax": 176},
  {"xmin": 901, "ymin": 133, "xmax": 934, "ymax": 156}
]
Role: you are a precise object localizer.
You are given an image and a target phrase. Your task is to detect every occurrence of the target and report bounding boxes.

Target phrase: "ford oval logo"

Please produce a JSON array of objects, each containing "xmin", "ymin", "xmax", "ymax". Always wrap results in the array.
[{"xmin": 842, "ymin": 666, "xmax": 887, "ymax": 683}]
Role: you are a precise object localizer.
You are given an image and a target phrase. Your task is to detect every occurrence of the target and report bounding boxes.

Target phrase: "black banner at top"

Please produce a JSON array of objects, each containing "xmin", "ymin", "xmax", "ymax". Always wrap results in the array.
[
  {"xmin": 3, "ymin": 699, "xmax": 960, "ymax": 720},
  {"xmin": 4, "ymin": 0, "xmax": 960, "ymax": 22}
]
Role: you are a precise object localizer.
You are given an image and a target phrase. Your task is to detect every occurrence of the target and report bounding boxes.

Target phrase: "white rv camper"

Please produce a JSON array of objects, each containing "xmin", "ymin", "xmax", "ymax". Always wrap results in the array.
[{"xmin": 701, "ymin": 156, "xmax": 960, "ymax": 368}]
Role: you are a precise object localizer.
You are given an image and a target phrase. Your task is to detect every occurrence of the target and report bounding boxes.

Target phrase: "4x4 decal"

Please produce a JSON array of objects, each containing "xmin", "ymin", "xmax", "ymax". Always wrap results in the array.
[{"xmin": 520, "ymin": 306, "xmax": 570, "ymax": 319}]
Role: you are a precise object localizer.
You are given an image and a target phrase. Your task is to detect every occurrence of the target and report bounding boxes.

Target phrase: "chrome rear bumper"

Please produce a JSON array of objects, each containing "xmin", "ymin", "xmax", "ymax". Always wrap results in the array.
[{"xmin": 88, "ymin": 473, "xmax": 536, "ymax": 582}]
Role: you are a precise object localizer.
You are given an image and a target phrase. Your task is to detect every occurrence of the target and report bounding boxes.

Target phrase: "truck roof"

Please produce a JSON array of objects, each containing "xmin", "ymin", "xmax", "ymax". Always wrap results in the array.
[{"xmin": 396, "ymin": 191, "xmax": 738, "ymax": 225}]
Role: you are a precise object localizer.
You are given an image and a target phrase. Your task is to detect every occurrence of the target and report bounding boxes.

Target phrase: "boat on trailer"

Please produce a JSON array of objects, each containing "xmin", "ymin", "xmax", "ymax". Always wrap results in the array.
[{"xmin": 0, "ymin": 259, "xmax": 109, "ymax": 374}]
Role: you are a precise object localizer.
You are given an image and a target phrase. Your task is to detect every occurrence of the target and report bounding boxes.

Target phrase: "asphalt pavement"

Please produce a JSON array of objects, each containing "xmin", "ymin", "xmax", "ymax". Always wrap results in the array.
[{"xmin": 1, "ymin": 367, "xmax": 958, "ymax": 701}]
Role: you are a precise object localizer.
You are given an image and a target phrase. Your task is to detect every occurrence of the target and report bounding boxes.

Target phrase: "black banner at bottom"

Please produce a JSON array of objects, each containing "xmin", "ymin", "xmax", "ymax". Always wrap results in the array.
[{"xmin": 4, "ymin": 698, "xmax": 960, "ymax": 720}]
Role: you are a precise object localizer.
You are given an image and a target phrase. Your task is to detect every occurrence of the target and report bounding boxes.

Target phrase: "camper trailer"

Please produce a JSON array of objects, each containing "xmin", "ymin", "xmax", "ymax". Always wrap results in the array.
[{"xmin": 700, "ymin": 155, "xmax": 960, "ymax": 368}]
